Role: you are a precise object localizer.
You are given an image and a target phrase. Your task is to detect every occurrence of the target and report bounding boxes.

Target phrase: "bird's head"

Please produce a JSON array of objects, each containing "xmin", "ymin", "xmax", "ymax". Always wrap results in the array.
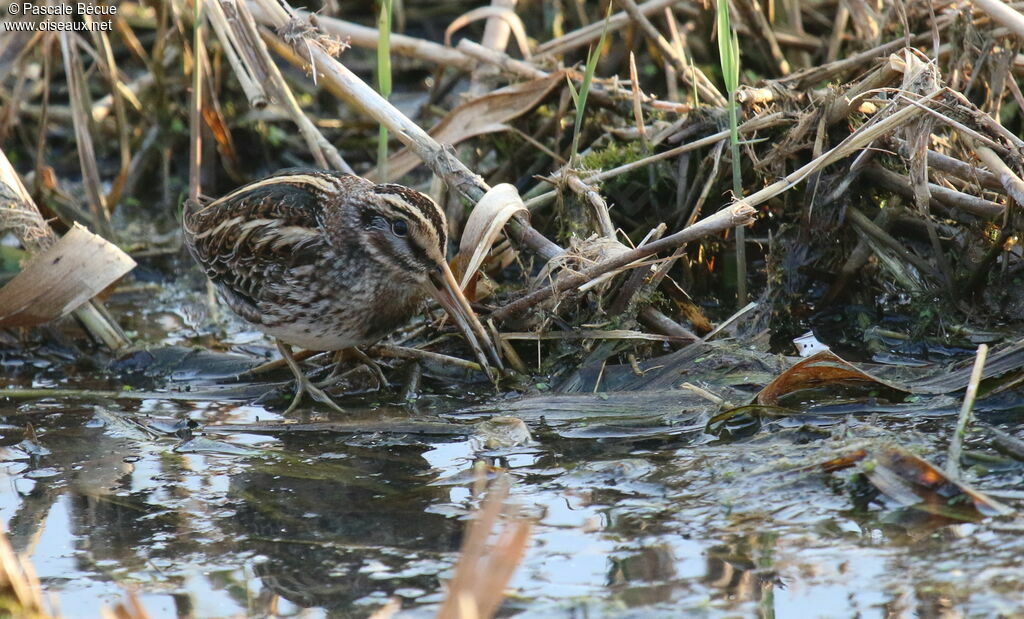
[{"xmin": 340, "ymin": 183, "xmax": 503, "ymax": 378}]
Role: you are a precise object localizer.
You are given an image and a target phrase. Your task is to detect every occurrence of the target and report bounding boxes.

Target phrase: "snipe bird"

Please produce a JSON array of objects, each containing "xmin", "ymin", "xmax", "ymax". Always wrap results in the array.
[{"xmin": 183, "ymin": 169, "xmax": 502, "ymax": 412}]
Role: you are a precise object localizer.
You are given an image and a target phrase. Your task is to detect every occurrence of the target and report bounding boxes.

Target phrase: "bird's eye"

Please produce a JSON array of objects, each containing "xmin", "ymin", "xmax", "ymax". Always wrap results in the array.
[{"xmin": 391, "ymin": 220, "xmax": 409, "ymax": 236}]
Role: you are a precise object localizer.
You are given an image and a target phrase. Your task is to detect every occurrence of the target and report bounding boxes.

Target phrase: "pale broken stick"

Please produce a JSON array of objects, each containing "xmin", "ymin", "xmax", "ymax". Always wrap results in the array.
[
  {"xmin": 490, "ymin": 202, "xmax": 756, "ymax": 321},
  {"xmin": 247, "ymin": 0, "xmax": 477, "ymax": 71}
]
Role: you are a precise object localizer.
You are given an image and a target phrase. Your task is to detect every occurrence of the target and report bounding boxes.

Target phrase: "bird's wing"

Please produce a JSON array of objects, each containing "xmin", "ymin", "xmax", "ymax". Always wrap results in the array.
[{"xmin": 183, "ymin": 171, "xmax": 370, "ymax": 322}]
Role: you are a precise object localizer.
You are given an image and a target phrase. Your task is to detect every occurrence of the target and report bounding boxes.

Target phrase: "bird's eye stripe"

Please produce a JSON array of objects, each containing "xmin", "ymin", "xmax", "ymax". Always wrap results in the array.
[{"xmin": 375, "ymin": 188, "xmax": 447, "ymax": 253}]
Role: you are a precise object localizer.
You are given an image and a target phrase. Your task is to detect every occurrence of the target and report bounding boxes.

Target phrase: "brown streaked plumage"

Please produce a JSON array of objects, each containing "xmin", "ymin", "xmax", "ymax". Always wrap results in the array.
[{"xmin": 183, "ymin": 169, "xmax": 501, "ymax": 412}]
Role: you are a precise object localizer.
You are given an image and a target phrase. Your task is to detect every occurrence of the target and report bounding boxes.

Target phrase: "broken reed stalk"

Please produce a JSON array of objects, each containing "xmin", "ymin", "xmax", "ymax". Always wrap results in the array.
[
  {"xmin": 206, "ymin": 0, "xmax": 269, "ymax": 108},
  {"xmin": 491, "ymin": 202, "xmax": 756, "ymax": 321},
  {"xmin": 615, "ymin": 0, "xmax": 726, "ymax": 107},
  {"xmin": 59, "ymin": 33, "xmax": 115, "ymax": 241},
  {"xmin": 865, "ymin": 165, "xmax": 1005, "ymax": 218},
  {"xmin": 974, "ymin": 145, "xmax": 1024, "ymax": 209},
  {"xmin": 188, "ymin": 0, "xmax": 204, "ymax": 203},
  {"xmin": 0, "ymin": 526, "xmax": 50, "ymax": 618},
  {"xmin": 223, "ymin": 0, "xmax": 355, "ymax": 174},
  {"xmin": 0, "ymin": 151, "xmax": 129, "ymax": 351},
  {"xmin": 438, "ymin": 474, "xmax": 531, "ymax": 619},
  {"xmin": 247, "ymin": 1, "xmax": 477, "ymax": 71},
  {"xmin": 946, "ymin": 344, "xmax": 989, "ymax": 479}
]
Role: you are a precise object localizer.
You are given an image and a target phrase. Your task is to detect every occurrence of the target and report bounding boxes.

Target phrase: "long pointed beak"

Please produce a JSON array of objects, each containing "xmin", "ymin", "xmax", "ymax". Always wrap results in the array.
[{"xmin": 427, "ymin": 263, "xmax": 504, "ymax": 382}]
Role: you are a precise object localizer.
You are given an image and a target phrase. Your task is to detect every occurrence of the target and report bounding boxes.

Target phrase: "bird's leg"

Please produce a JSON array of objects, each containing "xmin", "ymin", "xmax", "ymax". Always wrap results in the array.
[
  {"xmin": 276, "ymin": 340, "xmax": 344, "ymax": 414},
  {"xmin": 317, "ymin": 348, "xmax": 388, "ymax": 390},
  {"xmin": 350, "ymin": 347, "xmax": 388, "ymax": 389}
]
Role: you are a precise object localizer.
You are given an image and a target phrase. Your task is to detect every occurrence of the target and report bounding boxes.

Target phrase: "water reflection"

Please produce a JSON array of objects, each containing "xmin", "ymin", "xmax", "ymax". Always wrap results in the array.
[
  {"xmin": 229, "ymin": 443, "xmax": 459, "ymax": 611},
  {"xmin": 1, "ymin": 351, "xmax": 1024, "ymax": 616}
]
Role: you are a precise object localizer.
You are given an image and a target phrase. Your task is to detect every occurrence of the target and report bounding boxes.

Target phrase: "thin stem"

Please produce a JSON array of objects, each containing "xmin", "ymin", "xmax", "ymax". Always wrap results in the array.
[
  {"xmin": 376, "ymin": 0, "xmax": 393, "ymax": 181},
  {"xmin": 946, "ymin": 344, "xmax": 989, "ymax": 479}
]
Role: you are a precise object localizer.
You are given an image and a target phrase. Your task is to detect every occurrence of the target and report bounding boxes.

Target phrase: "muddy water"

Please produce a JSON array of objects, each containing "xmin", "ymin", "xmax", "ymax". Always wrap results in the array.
[{"xmin": 2, "ymin": 280, "xmax": 1024, "ymax": 617}]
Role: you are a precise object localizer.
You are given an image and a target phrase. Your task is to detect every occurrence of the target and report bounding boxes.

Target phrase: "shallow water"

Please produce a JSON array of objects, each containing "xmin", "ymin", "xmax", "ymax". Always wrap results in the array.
[{"xmin": 2, "ymin": 280, "xmax": 1024, "ymax": 618}]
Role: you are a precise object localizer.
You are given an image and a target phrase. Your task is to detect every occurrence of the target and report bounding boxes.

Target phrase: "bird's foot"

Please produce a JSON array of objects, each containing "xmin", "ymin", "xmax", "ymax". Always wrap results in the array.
[
  {"xmin": 284, "ymin": 373, "xmax": 345, "ymax": 414},
  {"xmin": 277, "ymin": 339, "xmax": 345, "ymax": 414},
  {"xmin": 316, "ymin": 348, "xmax": 388, "ymax": 391}
]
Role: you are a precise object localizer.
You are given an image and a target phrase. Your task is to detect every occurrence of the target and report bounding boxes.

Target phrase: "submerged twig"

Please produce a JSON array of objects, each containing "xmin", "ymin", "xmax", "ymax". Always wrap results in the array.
[{"xmin": 946, "ymin": 344, "xmax": 989, "ymax": 479}]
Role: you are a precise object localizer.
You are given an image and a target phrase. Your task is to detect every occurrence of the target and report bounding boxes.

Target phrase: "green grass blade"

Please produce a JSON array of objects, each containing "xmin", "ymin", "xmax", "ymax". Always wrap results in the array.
[
  {"xmin": 569, "ymin": 4, "xmax": 613, "ymax": 167},
  {"xmin": 377, "ymin": 0, "xmax": 393, "ymax": 181}
]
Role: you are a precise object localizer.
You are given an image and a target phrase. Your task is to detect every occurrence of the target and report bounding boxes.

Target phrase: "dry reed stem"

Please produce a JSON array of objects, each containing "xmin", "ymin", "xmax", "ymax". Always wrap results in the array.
[
  {"xmin": 735, "ymin": 0, "xmax": 790, "ymax": 75},
  {"xmin": 723, "ymin": 91, "xmax": 941, "ymax": 214},
  {"xmin": 499, "ymin": 329, "xmax": 688, "ymax": 342},
  {"xmin": 247, "ymin": 1, "xmax": 478, "ymax": 71},
  {"xmin": 491, "ymin": 202, "xmax": 756, "ymax": 321},
  {"xmin": 638, "ymin": 306, "xmax": 699, "ymax": 341},
  {"xmin": 188, "ymin": 0, "xmax": 206, "ymax": 204},
  {"xmin": 866, "ymin": 165, "xmax": 1005, "ymax": 218},
  {"xmin": 971, "ymin": 0, "xmax": 1024, "ymax": 39},
  {"xmin": 778, "ymin": 27, "xmax": 946, "ymax": 89},
  {"xmin": 466, "ymin": 0, "xmax": 519, "ymax": 97},
  {"xmin": 59, "ymin": 33, "xmax": 115, "ymax": 241},
  {"xmin": 438, "ymin": 475, "xmax": 531, "ymax": 619},
  {"xmin": 206, "ymin": 0, "xmax": 270, "ymax": 108},
  {"xmin": 614, "ymin": 0, "xmax": 727, "ymax": 106},
  {"xmin": 456, "ymin": 38, "xmax": 547, "ymax": 80},
  {"xmin": 446, "ymin": 6, "xmax": 530, "ymax": 60},
  {"xmin": 454, "ymin": 38, "xmax": 688, "ymax": 114},
  {"xmin": 222, "ymin": 0, "xmax": 354, "ymax": 173},
  {"xmin": 524, "ymin": 112, "xmax": 788, "ymax": 210},
  {"xmin": 846, "ymin": 206, "xmax": 940, "ymax": 283},
  {"xmin": 975, "ymin": 145, "xmax": 1024, "ymax": 209},
  {"xmin": 910, "ymin": 144, "xmax": 1004, "ymax": 192},
  {"xmin": 0, "ymin": 526, "xmax": 49, "ymax": 618},
  {"xmin": 371, "ymin": 344, "xmax": 484, "ymax": 372},
  {"xmin": 89, "ymin": 25, "xmax": 132, "ymax": 208},
  {"xmin": 535, "ymin": 0, "xmax": 688, "ymax": 59}
]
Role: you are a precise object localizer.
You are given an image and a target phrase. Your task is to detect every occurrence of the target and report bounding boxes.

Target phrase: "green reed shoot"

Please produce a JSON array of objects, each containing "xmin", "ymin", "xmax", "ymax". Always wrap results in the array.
[
  {"xmin": 716, "ymin": 0, "xmax": 746, "ymax": 306},
  {"xmin": 566, "ymin": 5, "xmax": 612, "ymax": 168},
  {"xmin": 377, "ymin": 0, "xmax": 393, "ymax": 181}
]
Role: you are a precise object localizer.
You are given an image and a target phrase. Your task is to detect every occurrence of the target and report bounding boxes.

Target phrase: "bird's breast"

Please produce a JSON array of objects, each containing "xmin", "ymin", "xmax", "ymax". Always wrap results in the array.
[{"xmin": 254, "ymin": 265, "xmax": 427, "ymax": 351}]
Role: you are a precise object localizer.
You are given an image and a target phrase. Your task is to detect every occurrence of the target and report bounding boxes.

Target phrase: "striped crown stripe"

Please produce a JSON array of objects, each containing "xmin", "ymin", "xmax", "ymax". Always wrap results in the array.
[
  {"xmin": 191, "ymin": 174, "xmax": 341, "ymax": 218},
  {"xmin": 373, "ymin": 186, "xmax": 447, "ymax": 254}
]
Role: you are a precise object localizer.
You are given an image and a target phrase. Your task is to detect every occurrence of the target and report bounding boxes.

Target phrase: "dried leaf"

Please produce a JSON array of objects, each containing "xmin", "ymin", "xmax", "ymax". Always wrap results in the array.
[
  {"xmin": 863, "ymin": 444, "xmax": 1013, "ymax": 519},
  {"xmin": 456, "ymin": 183, "xmax": 528, "ymax": 291},
  {"xmin": 445, "ymin": 6, "xmax": 532, "ymax": 59},
  {"xmin": 0, "ymin": 224, "xmax": 136, "ymax": 328},
  {"xmin": 756, "ymin": 350, "xmax": 908, "ymax": 406},
  {"xmin": 377, "ymin": 71, "xmax": 565, "ymax": 180},
  {"xmin": 807, "ymin": 444, "xmax": 1013, "ymax": 519}
]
